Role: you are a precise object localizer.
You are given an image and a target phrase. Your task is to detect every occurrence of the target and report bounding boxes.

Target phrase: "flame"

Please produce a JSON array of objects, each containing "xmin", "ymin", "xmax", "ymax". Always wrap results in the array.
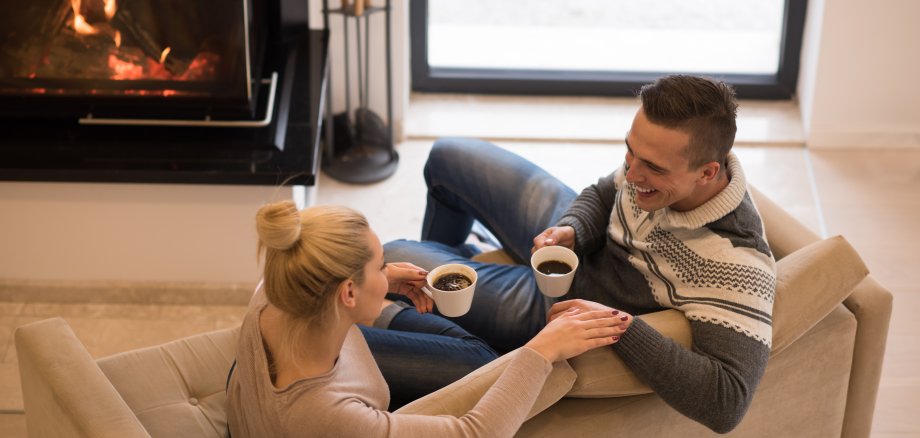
[
  {"xmin": 70, "ymin": 0, "xmax": 95, "ymax": 34},
  {"xmin": 72, "ymin": 12, "xmax": 99, "ymax": 35},
  {"xmin": 114, "ymin": 31, "xmax": 121, "ymax": 48},
  {"xmin": 70, "ymin": 0, "xmax": 119, "ymax": 40},
  {"xmin": 108, "ymin": 54, "xmax": 144, "ymax": 80},
  {"xmin": 104, "ymin": 0, "xmax": 117, "ymax": 19},
  {"xmin": 159, "ymin": 47, "xmax": 171, "ymax": 64}
]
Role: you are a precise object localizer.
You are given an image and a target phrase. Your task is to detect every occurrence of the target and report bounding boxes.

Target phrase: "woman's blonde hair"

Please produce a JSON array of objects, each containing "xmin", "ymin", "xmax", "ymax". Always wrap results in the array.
[{"xmin": 255, "ymin": 201, "xmax": 372, "ymax": 364}]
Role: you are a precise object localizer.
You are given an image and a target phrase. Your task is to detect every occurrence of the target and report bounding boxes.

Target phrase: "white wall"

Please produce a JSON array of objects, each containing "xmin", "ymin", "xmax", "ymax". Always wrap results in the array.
[
  {"xmin": 0, "ymin": 183, "xmax": 287, "ymax": 283},
  {"xmin": 798, "ymin": 0, "xmax": 920, "ymax": 148}
]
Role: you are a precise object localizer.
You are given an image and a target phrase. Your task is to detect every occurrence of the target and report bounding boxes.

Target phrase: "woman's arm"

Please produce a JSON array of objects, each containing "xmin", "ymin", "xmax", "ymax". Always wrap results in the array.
[{"xmin": 355, "ymin": 310, "xmax": 627, "ymax": 437}]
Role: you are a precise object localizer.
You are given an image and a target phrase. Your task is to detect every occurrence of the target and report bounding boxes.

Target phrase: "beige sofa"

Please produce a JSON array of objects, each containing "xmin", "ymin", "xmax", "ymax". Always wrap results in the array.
[{"xmin": 15, "ymin": 187, "xmax": 892, "ymax": 437}]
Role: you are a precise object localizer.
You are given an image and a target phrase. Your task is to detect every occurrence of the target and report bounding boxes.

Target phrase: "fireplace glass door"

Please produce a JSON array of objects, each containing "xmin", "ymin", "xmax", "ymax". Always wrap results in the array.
[{"xmin": 0, "ymin": 0, "xmax": 259, "ymax": 118}]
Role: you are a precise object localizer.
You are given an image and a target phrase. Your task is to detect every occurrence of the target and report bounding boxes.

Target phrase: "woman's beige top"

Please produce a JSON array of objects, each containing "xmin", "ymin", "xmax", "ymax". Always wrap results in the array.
[{"xmin": 226, "ymin": 289, "xmax": 553, "ymax": 438}]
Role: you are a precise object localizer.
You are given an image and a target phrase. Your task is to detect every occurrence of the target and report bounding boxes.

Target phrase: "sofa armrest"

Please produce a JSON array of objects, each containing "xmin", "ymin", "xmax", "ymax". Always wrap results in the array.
[
  {"xmin": 14, "ymin": 317, "xmax": 150, "ymax": 438},
  {"xmin": 841, "ymin": 276, "xmax": 894, "ymax": 438},
  {"xmin": 395, "ymin": 349, "xmax": 576, "ymax": 420}
]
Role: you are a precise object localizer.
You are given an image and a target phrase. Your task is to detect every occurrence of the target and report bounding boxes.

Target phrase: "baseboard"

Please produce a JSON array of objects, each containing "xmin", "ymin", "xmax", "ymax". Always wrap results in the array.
[
  {"xmin": 0, "ymin": 278, "xmax": 255, "ymax": 306},
  {"xmin": 808, "ymin": 129, "xmax": 920, "ymax": 149}
]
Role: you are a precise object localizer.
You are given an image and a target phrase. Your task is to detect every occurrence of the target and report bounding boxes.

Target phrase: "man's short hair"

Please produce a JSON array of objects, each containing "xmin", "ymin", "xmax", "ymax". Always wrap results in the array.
[{"xmin": 638, "ymin": 75, "xmax": 738, "ymax": 169}]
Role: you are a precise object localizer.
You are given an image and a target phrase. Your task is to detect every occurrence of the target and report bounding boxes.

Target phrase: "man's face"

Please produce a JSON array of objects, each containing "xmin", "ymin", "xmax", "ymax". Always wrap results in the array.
[{"xmin": 624, "ymin": 108, "xmax": 709, "ymax": 213}]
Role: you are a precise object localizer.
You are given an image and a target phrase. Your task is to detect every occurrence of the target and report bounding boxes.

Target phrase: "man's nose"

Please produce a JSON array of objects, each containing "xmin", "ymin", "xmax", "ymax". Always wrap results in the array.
[{"xmin": 625, "ymin": 161, "xmax": 641, "ymax": 182}]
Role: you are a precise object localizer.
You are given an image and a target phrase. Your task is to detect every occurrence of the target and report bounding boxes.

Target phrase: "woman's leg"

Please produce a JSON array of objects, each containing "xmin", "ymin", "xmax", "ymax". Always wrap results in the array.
[
  {"xmin": 360, "ymin": 302, "xmax": 499, "ymax": 410},
  {"xmin": 422, "ymin": 138, "xmax": 578, "ymax": 264}
]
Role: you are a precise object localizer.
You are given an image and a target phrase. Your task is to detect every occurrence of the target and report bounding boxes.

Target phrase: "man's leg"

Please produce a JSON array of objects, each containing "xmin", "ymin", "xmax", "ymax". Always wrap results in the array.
[
  {"xmin": 384, "ymin": 240, "xmax": 550, "ymax": 353},
  {"xmin": 360, "ymin": 301, "xmax": 499, "ymax": 410},
  {"xmin": 422, "ymin": 138, "xmax": 578, "ymax": 264}
]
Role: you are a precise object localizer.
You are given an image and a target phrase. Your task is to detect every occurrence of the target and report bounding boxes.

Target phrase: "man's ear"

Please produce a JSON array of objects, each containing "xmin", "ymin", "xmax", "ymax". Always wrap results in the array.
[
  {"xmin": 698, "ymin": 161, "xmax": 721, "ymax": 184},
  {"xmin": 338, "ymin": 279, "xmax": 358, "ymax": 309}
]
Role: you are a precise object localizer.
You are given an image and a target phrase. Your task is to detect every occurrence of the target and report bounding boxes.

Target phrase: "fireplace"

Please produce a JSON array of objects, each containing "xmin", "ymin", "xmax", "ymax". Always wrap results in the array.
[{"xmin": 0, "ymin": 0, "xmax": 328, "ymax": 185}]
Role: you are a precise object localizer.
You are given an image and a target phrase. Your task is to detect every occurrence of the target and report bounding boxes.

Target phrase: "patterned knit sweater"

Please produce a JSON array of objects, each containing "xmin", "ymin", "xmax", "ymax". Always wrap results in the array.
[{"xmin": 556, "ymin": 153, "xmax": 776, "ymax": 433}]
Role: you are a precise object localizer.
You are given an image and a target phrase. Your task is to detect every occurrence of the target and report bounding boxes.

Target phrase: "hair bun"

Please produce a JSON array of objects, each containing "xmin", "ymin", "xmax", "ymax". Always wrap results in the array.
[{"xmin": 256, "ymin": 201, "xmax": 302, "ymax": 250}]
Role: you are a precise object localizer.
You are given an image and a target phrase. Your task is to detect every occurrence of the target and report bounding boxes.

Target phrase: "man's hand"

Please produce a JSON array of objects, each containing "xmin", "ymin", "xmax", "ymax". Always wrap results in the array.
[
  {"xmin": 531, "ymin": 226, "xmax": 576, "ymax": 254},
  {"xmin": 386, "ymin": 262, "xmax": 434, "ymax": 313}
]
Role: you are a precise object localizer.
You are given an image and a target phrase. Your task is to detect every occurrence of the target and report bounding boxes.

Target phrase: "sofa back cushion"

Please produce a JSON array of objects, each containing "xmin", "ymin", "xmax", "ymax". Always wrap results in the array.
[{"xmin": 97, "ymin": 326, "xmax": 239, "ymax": 438}]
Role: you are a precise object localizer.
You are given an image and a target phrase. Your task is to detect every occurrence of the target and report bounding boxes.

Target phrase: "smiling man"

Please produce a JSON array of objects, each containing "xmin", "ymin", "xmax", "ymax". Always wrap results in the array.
[{"xmin": 379, "ymin": 75, "xmax": 776, "ymax": 432}]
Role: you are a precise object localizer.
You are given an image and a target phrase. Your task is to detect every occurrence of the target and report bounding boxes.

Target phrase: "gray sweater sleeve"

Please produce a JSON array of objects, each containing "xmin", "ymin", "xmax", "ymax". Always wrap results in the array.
[
  {"xmin": 556, "ymin": 172, "xmax": 619, "ymax": 255},
  {"xmin": 613, "ymin": 318, "xmax": 770, "ymax": 433}
]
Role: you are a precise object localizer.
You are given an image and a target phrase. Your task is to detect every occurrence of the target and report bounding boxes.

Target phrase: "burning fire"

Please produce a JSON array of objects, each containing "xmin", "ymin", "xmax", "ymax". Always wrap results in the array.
[
  {"xmin": 64, "ymin": 0, "xmax": 218, "ymax": 83},
  {"xmin": 159, "ymin": 47, "xmax": 171, "ymax": 65},
  {"xmin": 70, "ymin": 0, "xmax": 117, "ymax": 35},
  {"xmin": 22, "ymin": 0, "xmax": 221, "ymax": 94}
]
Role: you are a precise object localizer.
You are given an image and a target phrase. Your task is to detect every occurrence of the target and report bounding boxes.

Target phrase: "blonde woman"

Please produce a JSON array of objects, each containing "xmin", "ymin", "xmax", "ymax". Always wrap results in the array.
[{"xmin": 227, "ymin": 202, "xmax": 631, "ymax": 437}]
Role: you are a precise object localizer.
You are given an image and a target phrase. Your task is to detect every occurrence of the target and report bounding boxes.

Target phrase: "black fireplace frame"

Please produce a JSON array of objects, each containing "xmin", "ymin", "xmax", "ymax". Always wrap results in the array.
[{"xmin": 0, "ymin": 0, "xmax": 328, "ymax": 187}]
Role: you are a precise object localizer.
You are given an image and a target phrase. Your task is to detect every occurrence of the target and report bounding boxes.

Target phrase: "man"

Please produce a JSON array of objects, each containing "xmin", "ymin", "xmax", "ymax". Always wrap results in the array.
[{"xmin": 381, "ymin": 75, "xmax": 775, "ymax": 433}]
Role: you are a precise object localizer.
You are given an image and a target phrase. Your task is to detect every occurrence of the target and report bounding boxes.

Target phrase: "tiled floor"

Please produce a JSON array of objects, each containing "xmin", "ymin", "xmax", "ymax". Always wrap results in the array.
[{"xmin": 1, "ymin": 97, "xmax": 918, "ymax": 437}]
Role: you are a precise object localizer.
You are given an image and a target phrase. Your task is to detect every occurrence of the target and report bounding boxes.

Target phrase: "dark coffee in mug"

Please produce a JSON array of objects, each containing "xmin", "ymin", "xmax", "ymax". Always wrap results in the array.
[
  {"xmin": 433, "ymin": 273, "xmax": 473, "ymax": 291},
  {"xmin": 536, "ymin": 260, "xmax": 573, "ymax": 276}
]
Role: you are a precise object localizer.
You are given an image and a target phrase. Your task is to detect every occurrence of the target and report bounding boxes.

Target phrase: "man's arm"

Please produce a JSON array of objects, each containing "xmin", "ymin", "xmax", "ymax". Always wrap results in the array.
[
  {"xmin": 613, "ymin": 318, "xmax": 770, "ymax": 433},
  {"xmin": 555, "ymin": 172, "xmax": 619, "ymax": 255}
]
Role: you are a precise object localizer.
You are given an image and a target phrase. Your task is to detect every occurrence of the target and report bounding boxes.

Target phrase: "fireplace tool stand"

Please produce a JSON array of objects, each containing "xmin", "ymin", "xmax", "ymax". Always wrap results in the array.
[{"xmin": 321, "ymin": 0, "xmax": 398, "ymax": 184}]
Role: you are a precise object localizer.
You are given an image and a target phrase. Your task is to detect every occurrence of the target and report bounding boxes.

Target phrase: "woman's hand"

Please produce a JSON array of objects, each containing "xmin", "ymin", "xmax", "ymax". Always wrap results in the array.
[
  {"xmin": 531, "ymin": 226, "xmax": 576, "ymax": 254},
  {"xmin": 386, "ymin": 262, "xmax": 434, "ymax": 313},
  {"xmin": 547, "ymin": 299, "xmax": 632, "ymax": 325},
  {"xmin": 525, "ymin": 305, "xmax": 632, "ymax": 363}
]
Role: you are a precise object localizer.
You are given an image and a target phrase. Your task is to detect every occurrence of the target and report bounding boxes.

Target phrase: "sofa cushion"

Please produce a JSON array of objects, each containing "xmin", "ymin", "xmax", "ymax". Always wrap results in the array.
[
  {"xmin": 566, "ymin": 234, "xmax": 868, "ymax": 398},
  {"xmin": 96, "ymin": 326, "xmax": 239, "ymax": 438}
]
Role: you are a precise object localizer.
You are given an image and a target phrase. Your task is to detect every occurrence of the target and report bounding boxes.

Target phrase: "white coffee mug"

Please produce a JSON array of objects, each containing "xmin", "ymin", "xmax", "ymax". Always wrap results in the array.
[
  {"xmin": 422, "ymin": 263, "xmax": 477, "ymax": 317},
  {"xmin": 531, "ymin": 246, "xmax": 578, "ymax": 297}
]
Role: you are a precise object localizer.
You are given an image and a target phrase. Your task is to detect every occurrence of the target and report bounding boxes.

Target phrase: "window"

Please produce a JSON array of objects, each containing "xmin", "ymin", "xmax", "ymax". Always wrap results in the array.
[{"xmin": 411, "ymin": 0, "xmax": 808, "ymax": 99}]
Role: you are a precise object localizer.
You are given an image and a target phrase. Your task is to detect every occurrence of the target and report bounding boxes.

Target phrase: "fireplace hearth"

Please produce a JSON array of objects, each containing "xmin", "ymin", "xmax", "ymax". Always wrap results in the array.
[{"xmin": 0, "ymin": 0, "xmax": 328, "ymax": 186}]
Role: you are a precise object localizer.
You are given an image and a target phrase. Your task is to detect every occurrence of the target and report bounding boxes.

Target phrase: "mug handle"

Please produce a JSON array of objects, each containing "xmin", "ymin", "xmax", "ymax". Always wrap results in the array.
[{"xmin": 421, "ymin": 286, "xmax": 434, "ymax": 299}]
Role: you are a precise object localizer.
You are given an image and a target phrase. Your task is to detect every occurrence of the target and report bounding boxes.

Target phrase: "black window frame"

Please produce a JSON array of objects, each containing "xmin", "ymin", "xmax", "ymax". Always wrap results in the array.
[{"xmin": 410, "ymin": 0, "xmax": 808, "ymax": 99}]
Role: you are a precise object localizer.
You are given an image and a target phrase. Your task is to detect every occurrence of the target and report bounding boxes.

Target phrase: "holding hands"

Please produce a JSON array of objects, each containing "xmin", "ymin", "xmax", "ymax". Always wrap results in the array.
[
  {"xmin": 525, "ymin": 299, "xmax": 634, "ymax": 363},
  {"xmin": 525, "ymin": 300, "xmax": 633, "ymax": 363},
  {"xmin": 386, "ymin": 262, "xmax": 434, "ymax": 313}
]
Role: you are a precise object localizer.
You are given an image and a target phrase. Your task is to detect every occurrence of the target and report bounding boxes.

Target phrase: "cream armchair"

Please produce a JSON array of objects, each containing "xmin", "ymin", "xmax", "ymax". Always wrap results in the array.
[{"xmin": 15, "ymin": 187, "xmax": 892, "ymax": 437}]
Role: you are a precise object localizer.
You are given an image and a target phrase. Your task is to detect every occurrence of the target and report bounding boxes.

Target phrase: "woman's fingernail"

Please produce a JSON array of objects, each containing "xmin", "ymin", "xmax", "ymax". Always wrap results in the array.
[
  {"xmin": 620, "ymin": 315, "xmax": 629, "ymax": 321},
  {"xmin": 611, "ymin": 310, "xmax": 619, "ymax": 316},
  {"xmin": 612, "ymin": 336, "xmax": 620, "ymax": 341}
]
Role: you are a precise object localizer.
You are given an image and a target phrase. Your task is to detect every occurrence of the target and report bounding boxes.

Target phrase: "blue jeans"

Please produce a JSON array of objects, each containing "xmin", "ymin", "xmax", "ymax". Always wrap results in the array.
[
  {"xmin": 383, "ymin": 138, "xmax": 578, "ymax": 353},
  {"xmin": 360, "ymin": 301, "xmax": 498, "ymax": 410}
]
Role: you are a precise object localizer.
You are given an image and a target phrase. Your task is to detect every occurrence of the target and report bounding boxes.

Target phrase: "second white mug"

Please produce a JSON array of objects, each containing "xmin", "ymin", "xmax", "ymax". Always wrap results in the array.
[{"xmin": 531, "ymin": 246, "xmax": 578, "ymax": 297}]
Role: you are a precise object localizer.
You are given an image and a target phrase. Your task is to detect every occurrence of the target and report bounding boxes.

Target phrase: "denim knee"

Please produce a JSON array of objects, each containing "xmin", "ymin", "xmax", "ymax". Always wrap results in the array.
[{"xmin": 425, "ymin": 137, "xmax": 499, "ymax": 184}]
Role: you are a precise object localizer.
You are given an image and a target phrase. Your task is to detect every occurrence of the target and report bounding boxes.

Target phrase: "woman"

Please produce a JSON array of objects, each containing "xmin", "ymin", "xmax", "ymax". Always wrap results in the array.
[{"xmin": 227, "ymin": 202, "xmax": 631, "ymax": 437}]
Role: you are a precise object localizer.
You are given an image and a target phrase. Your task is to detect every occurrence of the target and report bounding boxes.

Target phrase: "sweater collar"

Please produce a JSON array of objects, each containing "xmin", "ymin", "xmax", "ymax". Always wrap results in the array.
[{"xmin": 664, "ymin": 152, "xmax": 747, "ymax": 229}]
